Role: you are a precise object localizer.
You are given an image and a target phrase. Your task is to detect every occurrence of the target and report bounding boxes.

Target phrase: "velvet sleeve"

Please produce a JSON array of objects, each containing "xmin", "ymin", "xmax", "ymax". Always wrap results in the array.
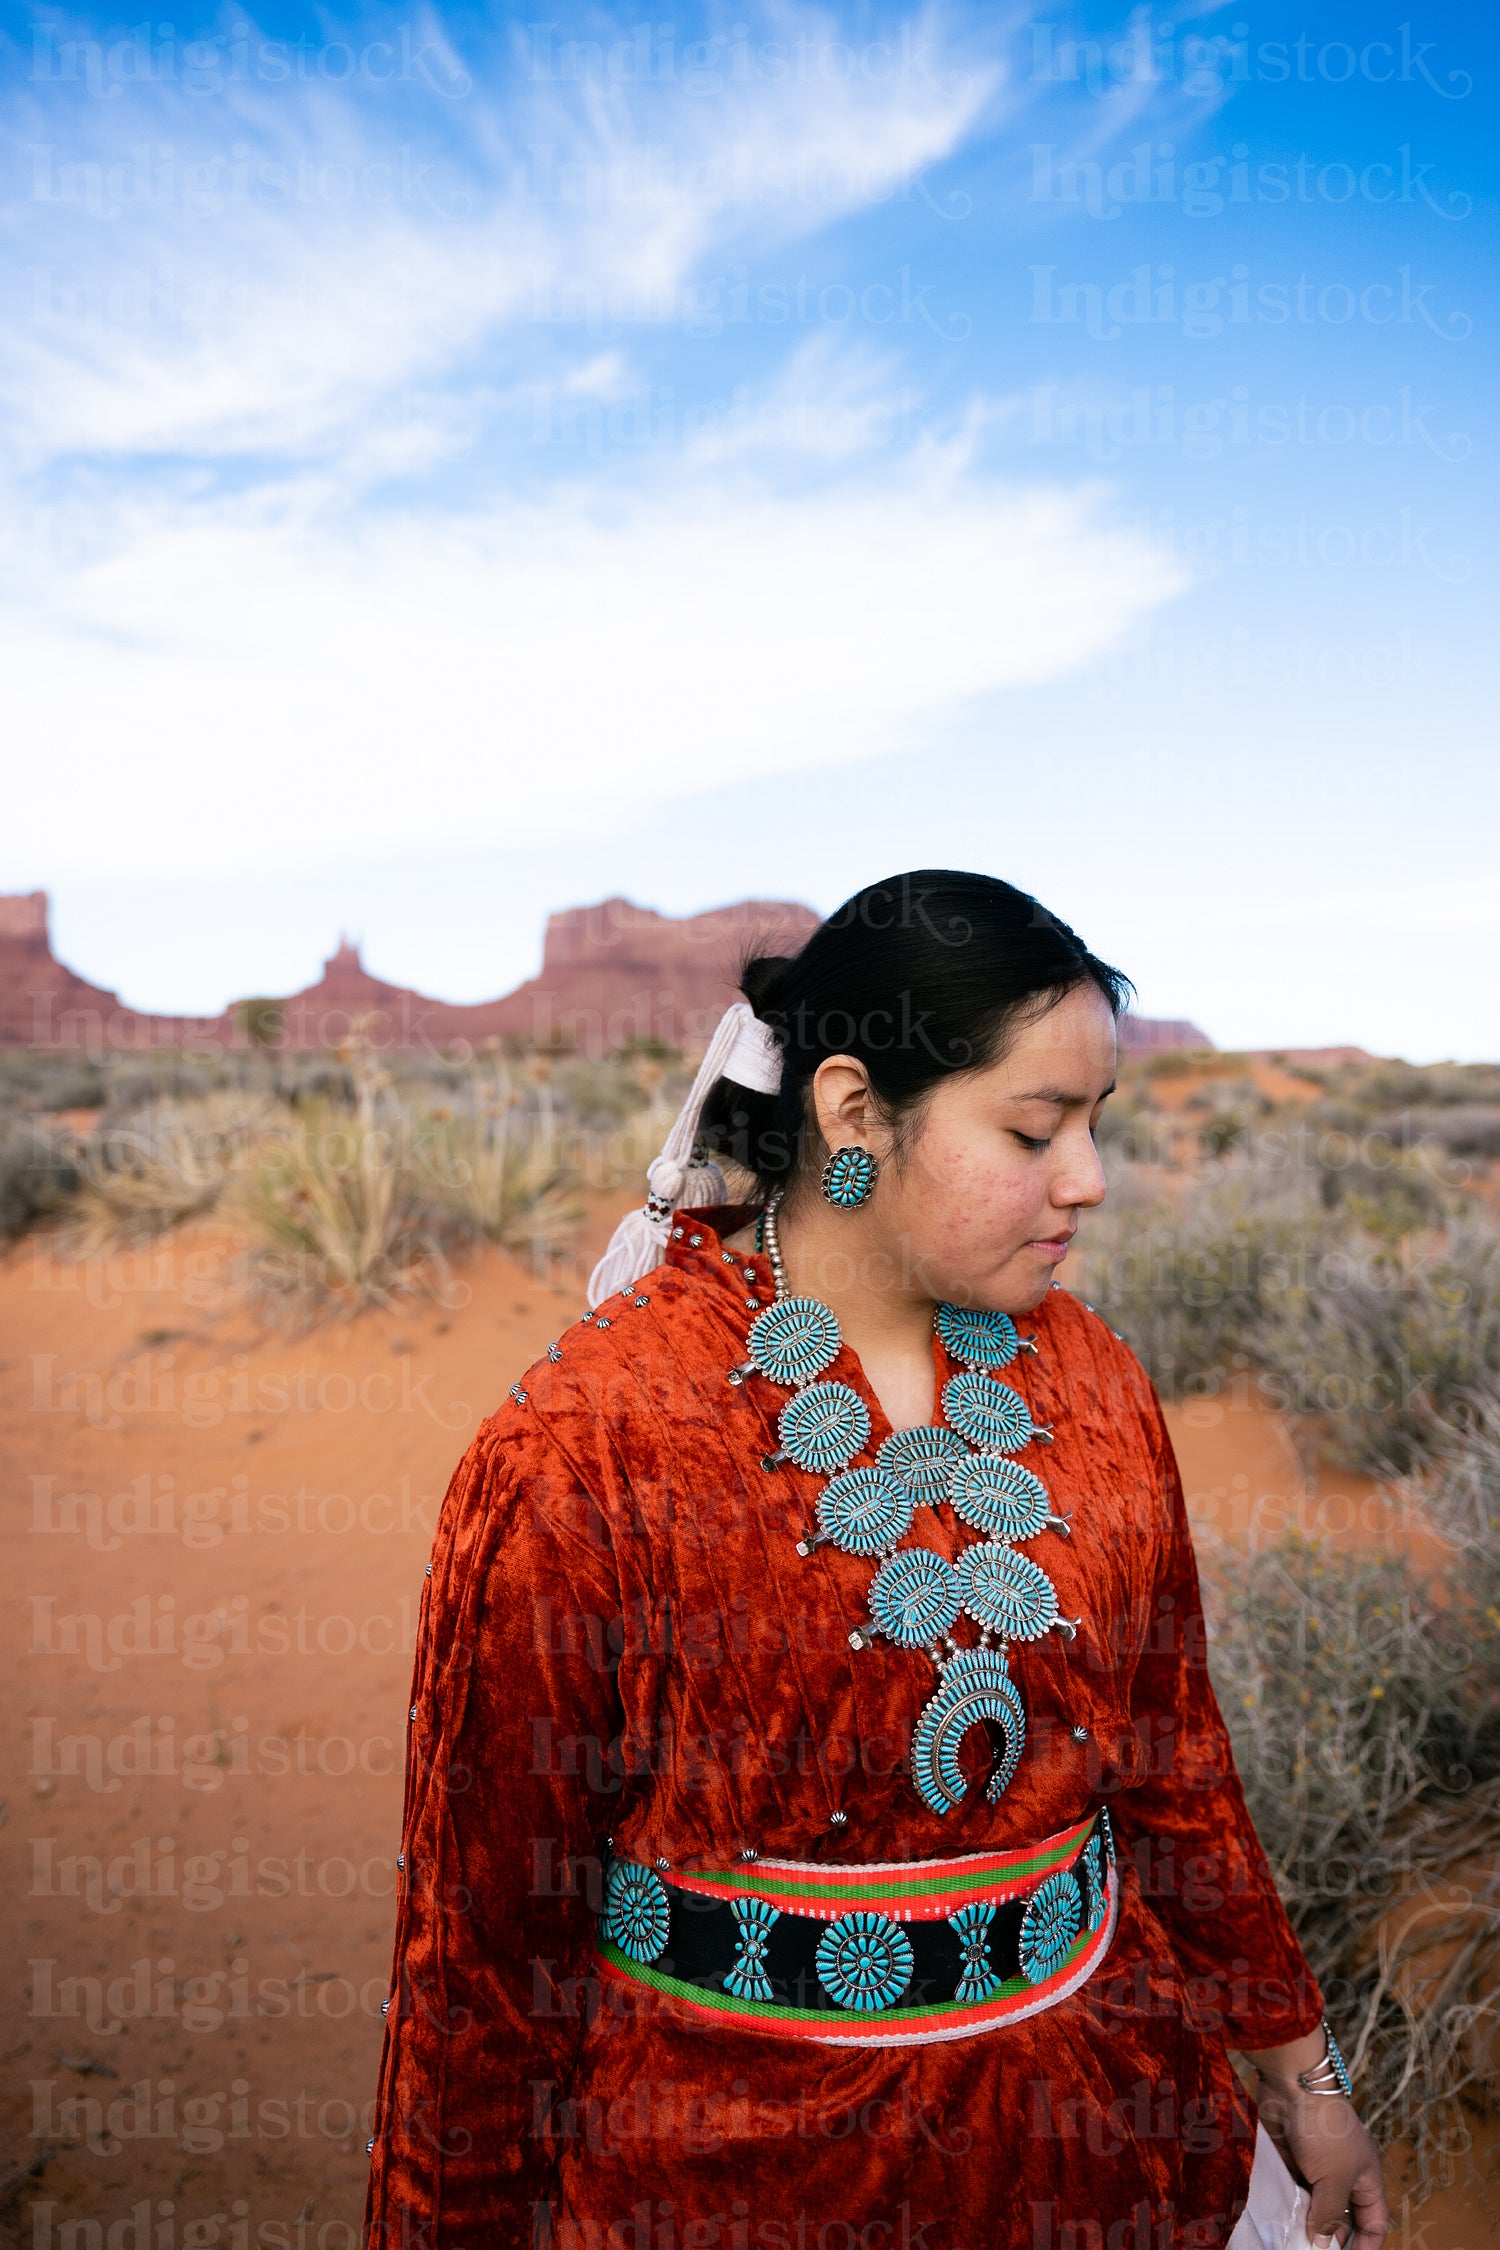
[
  {"xmin": 364, "ymin": 1405, "xmax": 625, "ymax": 2249},
  {"xmin": 1109, "ymin": 1384, "xmax": 1326, "ymax": 2052}
]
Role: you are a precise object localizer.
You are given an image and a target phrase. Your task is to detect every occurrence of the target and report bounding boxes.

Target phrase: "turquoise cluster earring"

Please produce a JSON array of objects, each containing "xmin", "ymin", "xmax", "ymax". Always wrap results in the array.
[{"xmin": 821, "ymin": 1145, "xmax": 877, "ymax": 1208}]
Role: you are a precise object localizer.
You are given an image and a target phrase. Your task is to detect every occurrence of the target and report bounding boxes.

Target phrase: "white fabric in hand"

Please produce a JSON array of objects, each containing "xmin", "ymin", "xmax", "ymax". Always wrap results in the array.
[{"xmin": 1228, "ymin": 2125, "xmax": 1315, "ymax": 2250}]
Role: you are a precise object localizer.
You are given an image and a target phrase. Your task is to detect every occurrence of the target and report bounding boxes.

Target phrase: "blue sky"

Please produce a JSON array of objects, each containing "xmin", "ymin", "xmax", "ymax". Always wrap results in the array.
[{"xmin": 3, "ymin": 1, "xmax": 1494, "ymax": 1057}]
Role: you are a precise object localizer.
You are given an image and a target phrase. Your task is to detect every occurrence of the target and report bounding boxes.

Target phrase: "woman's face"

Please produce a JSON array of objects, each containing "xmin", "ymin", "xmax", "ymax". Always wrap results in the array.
[{"xmin": 863, "ymin": 983, "xmax": 1118, "ymax": 1315}]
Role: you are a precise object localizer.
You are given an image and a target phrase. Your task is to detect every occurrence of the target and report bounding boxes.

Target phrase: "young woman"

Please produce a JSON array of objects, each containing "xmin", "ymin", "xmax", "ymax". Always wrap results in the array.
[{"xmin": 365, "ymin": 872, "xmax": 1388, "ymax": 2250}]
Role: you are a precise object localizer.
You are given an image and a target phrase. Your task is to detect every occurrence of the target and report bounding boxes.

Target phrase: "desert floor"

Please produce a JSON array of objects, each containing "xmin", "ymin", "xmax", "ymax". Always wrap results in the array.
[{"xmin": 2, "ymin": 1204, "xmax": 1492, "ymax": 2247}]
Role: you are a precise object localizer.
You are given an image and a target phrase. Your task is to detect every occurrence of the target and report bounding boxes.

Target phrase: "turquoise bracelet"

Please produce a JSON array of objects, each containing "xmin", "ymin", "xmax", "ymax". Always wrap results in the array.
[{"xmin": 1295, "ymin": 2016, "xmax": 1355, "ymax": 2098}]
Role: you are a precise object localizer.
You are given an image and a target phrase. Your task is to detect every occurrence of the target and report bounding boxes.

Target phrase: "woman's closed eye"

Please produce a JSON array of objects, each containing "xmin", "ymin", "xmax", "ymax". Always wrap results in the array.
[{"xmin": 1012, "ymin": 1132, "xmax": 1052, "ymax": 1154}]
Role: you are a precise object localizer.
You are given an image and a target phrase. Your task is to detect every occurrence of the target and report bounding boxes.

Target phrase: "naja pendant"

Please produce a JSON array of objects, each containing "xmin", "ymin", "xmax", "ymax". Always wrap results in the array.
[{"xmin": 909, "ymin": 1646, "xmax": 1028, "ymax": 1817}]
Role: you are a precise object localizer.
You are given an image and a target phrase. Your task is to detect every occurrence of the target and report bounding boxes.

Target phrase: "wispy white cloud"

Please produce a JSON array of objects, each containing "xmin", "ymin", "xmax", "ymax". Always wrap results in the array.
[
  {"xmin": 4, "ymin": 452, "xmax": 1187, "ymax": 880},
  {"xmin": 682, "ymin": 332, "xmax": 923, "ymax": 465},
  {"xmin": 0, "ymin": 3, "xmax": 1196, "ymax": 893},
  {"xmin": 2, "ymin": 3, "xmax": 1001, "ymax": 468}
]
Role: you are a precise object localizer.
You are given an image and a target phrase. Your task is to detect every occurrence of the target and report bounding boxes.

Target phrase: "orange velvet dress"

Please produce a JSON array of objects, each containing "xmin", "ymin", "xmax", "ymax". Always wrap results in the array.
[{"xmin": 365, "ymin": 1210, "xmax": 1323, "ymax": 2250}]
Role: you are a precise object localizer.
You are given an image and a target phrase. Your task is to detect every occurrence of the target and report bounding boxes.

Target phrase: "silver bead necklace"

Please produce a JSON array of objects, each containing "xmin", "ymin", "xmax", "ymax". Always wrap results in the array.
[{"xmin": 761, "ymin": 1188, "xmax": 790, "ymax": 1300}]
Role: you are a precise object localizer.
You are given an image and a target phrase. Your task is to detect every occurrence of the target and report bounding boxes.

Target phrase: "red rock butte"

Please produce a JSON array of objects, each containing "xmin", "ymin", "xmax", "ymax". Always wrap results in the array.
[{"xmin": 0, "ymin": 891, "xmax": 1213, "ymax": 1062}]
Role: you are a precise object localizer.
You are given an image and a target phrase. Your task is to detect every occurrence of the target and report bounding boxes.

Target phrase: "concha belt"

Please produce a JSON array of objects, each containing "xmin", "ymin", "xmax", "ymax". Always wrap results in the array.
[{"xmin": 596, "ymin": 1807, "xmax": 1118, "ymax": 2047}]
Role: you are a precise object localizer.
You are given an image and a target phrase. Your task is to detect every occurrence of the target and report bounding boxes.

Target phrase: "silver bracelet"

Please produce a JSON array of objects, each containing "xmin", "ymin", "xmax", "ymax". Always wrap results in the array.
[{"xmin": 1294, "ymin": 2016, "xmax": 1355, "ymax": 2098}]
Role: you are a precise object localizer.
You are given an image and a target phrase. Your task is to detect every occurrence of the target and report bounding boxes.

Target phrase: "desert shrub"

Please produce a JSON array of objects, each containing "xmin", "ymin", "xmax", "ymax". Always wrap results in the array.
[
  {"xmin": 1354, "ymin": 1061, "xmax": 1500, "ymax": 1111},
  {"xmin": 1139, "ymin": 1049, "xmax": 1197, "ymax": 1079},
  {"xmin": 237, "ymin": 1103, "xmax": 439, "ymax": 1316},
  {"xmin": 1207, "ymin": 1407, "xmax": 1500, "ymax": 2185},
  {"xmin": 1412, "ymin": 1106, "xmax": 1500, "ymax": 1162},
  {"xmin": 69, "ymin": 1093, "xmax": 276, "ymax": 1247},
  {"xmin": 0, "ymin": 1051, "xmax": 108, "ymax": 1114},
  {"xmin": 1094, "ymin": 1096, "xmax": 1178, "ymax": 1166},
  {"xmin": 1253, "ymin": 1223, "xmax": 1500, "ymax": 1475},
  {"xmin": 384, "ymin": 1053, "xmax": 478, "ymax": 1102},
  {"xmin": 1291, "ymin": 1101, "xmax": 1462, "ymax": 1231},
  {"xmin": 405, "ymin": 1045, "xmax": 662, "ymax": 1185},
  {"xmin": 98, "ymin": 1054, "xmax": 250, "ymax": 1114},
  {"xmin": 83, "ymin": 1049, "xmax": 373, "ymax": 1121},
  {"xmin": 3, "ymin": 1024, "xmax": 627, "ymax": 1310},
  {"xmin": 236, "ymin": 1093, "xmax": 585, "ymax": 1317},
  {"xmin": 280, "ymin": 1059, "xmax": 358, "ymax": 1108},
  {"xmin": 1071, "ymin": 1168, "xmax": 1326, "ymax": 1398},
  {"xmin": 411, "ymin": 1112, "xmax": 582, "ymax": 1252},
  {"xmin": 556, "ymin": 1052, "xmax": 688, "ymax": 1137},
  {"xmin": 236, "ymin": 997, "xmax": 287, "ymax": 1050},
  {"xmin": 1197, "ymin": 1108, "xmax": 1252, "ymax": 1159},
  {"xmin": 1080, "ymin": 1147, "xmax": 1498, "ymax": 1471},
  {"xmin": 0, "ymin": 1120, "xmax": 83, "ymax": 1238},
  {"xmin": 1321, "ymin": 1157, "xmax": 1452, "ymax": 1242}
]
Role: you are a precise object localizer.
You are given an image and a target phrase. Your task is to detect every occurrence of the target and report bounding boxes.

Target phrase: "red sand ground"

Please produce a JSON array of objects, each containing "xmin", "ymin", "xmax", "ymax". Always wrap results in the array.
[{"xmin": 2, "ymin": 1210, "xmax": 1493, "ymax": 2246}]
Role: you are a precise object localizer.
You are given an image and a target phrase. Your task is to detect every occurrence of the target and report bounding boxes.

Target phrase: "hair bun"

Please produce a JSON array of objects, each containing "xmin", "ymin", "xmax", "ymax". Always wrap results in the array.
[
  {"xmin": 703, "ymin": 872, "xmax": 1128, "ymax": 1212},
  {"xmin": 740, "ymin": 952, "xmax": 795, "ymax": 1021}
]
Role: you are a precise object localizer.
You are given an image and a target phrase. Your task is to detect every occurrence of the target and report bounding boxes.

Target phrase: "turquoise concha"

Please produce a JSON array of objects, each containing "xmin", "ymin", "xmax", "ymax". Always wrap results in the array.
[
  {"xmin": 817, "ymin": 1465, "xmax": 914, "ymax": 1557},
  {"xmin": 876, "ymin": 1422, "xmax": 967, "ymax": 1502},
  {"xmin": 748, "ymin": 1295, "xmax": 842, "ymax": 1386},
  {"xmin": 935, "ymin": 1303, "xmax": 1021, "ymax": 1370},
  {"xmin": 868, "ymin": 1547, "xmax": 962, "ymax": 1647},
  {"xmin": 948, "ymin": 1453, "xmax": 1053, "ymax": 1540},
  {"xmin": 942, "ymin": 1370, "xmax": 1038, "ymax": 1453}
]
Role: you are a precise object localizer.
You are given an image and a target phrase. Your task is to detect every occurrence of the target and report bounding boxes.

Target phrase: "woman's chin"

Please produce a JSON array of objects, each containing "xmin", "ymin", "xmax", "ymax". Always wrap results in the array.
[{"xmin": 978, "ymin": 1254, "xmax": 1065, "ymax": 1318}]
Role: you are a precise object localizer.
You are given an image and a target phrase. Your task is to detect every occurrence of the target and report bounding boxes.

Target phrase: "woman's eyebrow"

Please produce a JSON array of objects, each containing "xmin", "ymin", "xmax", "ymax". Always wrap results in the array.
[{"xmin": 1008, "ymin": 1080, "xmax": 1118, "ymax": 1106}]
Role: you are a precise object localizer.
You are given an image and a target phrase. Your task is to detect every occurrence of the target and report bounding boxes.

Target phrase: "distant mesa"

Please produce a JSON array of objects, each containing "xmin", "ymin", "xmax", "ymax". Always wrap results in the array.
[
  {"xmin": 1, "ymin": 889, "xmax": 1213, "ymax": 1061},
  {"xmin": 0, "ymin": 890, "xmax": 130, "ymax": 1047},
  {"xmin": 2, "ymin": 891, "xmax": 820, "ymax": 1060}
]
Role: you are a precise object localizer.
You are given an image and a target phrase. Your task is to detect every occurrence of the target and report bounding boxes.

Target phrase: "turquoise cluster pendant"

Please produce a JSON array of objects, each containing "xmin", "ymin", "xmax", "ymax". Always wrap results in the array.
[
  {"xmin": 734, "ymin": 1223, "xmax": 1082, "ymax": 1820},
  {"xmin": 911, "ymin": 1647, "xmax": 1028, "ymax": 1813}
]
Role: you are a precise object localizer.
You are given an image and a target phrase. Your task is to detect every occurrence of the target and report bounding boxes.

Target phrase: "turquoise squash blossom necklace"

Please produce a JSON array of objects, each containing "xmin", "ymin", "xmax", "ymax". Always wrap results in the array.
[{"xmin": 732, "ymin": 1195, "xmax": 1081, "ymax": 1817}]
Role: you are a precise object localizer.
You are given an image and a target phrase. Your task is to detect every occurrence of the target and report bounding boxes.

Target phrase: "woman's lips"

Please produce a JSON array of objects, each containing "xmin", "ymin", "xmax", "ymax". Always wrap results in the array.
[{"xmin": 1027, "ymin": 1233, "xmax": 1075, "ymax": 1261}]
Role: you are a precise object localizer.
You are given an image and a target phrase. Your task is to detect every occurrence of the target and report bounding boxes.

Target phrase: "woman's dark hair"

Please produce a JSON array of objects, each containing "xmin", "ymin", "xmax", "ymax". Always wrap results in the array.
[{"xmin": 698, "ymin": 869, "xmax": 1132, "ymax": 1203}]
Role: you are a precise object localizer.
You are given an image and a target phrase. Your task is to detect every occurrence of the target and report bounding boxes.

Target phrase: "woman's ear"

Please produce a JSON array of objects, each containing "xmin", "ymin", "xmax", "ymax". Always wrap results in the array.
[{"xmin": 810, "ymin": 1054, "xmax": 881, "ymax": 1154}]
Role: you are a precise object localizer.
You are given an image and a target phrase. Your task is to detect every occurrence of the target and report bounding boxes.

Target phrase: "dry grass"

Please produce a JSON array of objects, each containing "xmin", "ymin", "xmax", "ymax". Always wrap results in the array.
[
  {"xmin": 235, "ymin": 1102, "xmax": 443, "ymax": 1318},
  {"xmin": 1207, "ymin": 1388, "xmax": 1500, "ymax": 2188},
  {"xmin": 411, "ymin": 1111, "xmax": 582, "ymax": 1251},
  {"xmin": 0, "ymin": 1117, "xmax": 82, "ymax": 1240},
  {"xmin": 1075, "ymin": 1149, "xmax": 1500, "ymax": 1476},
  {"xmin": 1255, "ymin": 1223, "xmax": 1500, "ymax": 1475},
  {"xmin": 3, "ymin": 1038, "xmax": 655, "ymax": 1315},
  {"xmin": 233, "ymin": 1043, "xmax": 600, "ymax": 1318},
  {"xmin": 67, "ymin": 1091, "xmax": 278, "ymax": 1248}
]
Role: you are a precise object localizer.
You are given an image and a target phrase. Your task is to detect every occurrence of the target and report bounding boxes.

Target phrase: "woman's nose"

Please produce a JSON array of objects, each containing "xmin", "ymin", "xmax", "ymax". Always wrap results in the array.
[{"xmin": 1054, "ymin": 1133, "xmax": 1107, "ymax": 1211}]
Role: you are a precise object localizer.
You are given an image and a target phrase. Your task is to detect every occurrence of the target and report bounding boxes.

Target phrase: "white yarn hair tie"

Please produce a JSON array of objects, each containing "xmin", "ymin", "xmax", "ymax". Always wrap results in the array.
[{"xmin": 586, "ymin": 1001, "xmax": 783, "ymax": 1308}]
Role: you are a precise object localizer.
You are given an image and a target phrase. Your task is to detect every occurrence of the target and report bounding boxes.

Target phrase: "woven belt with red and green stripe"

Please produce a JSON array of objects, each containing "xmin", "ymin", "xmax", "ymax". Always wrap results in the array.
[{"xmin": 596, "ymin": 1806, "xmax": 1117, "ymax": 2047}]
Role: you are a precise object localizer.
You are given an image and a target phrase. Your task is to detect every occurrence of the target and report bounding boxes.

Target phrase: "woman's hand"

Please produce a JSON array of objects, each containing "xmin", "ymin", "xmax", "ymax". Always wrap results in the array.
[{"xmin": 1247, "ymin": 2071, "xmax": 1389, "ymax": 2248}]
